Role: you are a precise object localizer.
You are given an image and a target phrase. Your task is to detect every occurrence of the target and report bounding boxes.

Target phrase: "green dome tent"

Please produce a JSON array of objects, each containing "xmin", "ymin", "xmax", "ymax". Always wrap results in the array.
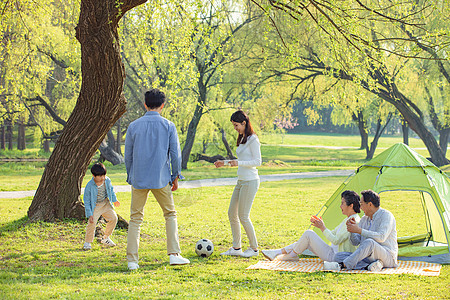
[{"xmin": 313, "ymin": 143, "xmax": 450, "ymax": 264}]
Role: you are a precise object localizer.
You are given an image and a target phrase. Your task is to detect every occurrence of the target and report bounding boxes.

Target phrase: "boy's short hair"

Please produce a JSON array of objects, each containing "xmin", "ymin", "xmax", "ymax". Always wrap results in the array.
[
  {"xmin": 145, "ymin": 89, "xmax": 166, "ymax": 109},
  {"xmin": 91, "ymin": 163, "xmax": 106, "ymax": 176},
  {"xmin": 361, "ymin": 189, "xmax": 380, "ymax": 207}
]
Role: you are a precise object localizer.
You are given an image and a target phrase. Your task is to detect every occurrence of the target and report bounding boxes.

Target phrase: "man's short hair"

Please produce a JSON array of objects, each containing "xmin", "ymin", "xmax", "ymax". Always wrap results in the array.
[
  {"xmin": 361, "ymin": 189, "xmax": 380, "ymax": 207},
  {"xmin": 145, "ymin": 89, "xmax": 166, "ymax": 109},
  {"xmin": 91, "ymin": 163, "xmax": 107, "ymax": 176},
  {"xmin": 341, "ymin": 190, "xmax": 361, "ymax": 213}
]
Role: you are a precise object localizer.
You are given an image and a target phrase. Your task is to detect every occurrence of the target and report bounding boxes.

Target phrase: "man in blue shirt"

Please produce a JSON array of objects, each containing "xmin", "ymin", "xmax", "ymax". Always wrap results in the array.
[{"xmin": 125, "ymin": 89, "xmax": 189, "ymax": 270}]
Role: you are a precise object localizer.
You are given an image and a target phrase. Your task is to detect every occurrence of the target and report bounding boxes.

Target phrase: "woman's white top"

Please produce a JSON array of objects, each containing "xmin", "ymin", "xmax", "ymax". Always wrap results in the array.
[
  {"xmin": 323, "ymin": 213, "xmax": 361, "ymax": 253},
  {"xmin": 235, "ymin": 135, "xmax": 261, "ymax": 181}
]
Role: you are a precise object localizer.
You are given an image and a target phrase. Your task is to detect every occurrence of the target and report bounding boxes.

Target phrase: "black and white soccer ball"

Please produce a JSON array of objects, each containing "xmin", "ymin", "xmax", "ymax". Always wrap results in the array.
[{"xmin": 195, "ymin": 239, "xmax": 214, "ymax": 257}]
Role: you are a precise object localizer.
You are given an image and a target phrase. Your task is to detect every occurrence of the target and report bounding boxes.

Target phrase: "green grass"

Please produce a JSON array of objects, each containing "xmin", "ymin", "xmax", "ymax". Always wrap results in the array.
[
  {"xmin": 0, "ymin": 177, "xmax": 448, "ymax": 299},
  {"xmin": 1, "ymin": 133, "xmax": 446, "ymax": 191},
  {"xmin": 259, "ymin": 132, "xmax": 427, "ymax": 148},
  {"xmin": 0, "ymin": 148, "xmax": 52, "ymax": 159}
]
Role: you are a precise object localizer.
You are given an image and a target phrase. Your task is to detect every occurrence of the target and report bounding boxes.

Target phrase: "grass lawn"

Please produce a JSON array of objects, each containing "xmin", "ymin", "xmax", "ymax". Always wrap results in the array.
[
  {"xmin": 0, "ymin": 177, "xmax": 449, "ymax": 299},
  {"xmin": 259, "ymin": 132, "xmax": 428, "ymax": 148}
]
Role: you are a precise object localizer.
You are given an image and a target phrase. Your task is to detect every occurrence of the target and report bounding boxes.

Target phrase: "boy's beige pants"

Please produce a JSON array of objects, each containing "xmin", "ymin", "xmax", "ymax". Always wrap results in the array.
[
  {"xmin": 85, "ymin": 200, "xmax": 118, "ymax": 243},
  {"xmin": 127, "ymin": 184, "xmax": 180, "ymax": 263}
]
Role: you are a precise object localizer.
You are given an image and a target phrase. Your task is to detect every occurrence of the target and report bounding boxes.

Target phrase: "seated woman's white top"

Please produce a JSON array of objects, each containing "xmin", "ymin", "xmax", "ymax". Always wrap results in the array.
[
  {"xmin": 236, "ymin": 135, "xmax": 261, "ymax": 181},
  {"xmin": 323, "ymin": 213, "xmax": 361, "ymax": 253}
]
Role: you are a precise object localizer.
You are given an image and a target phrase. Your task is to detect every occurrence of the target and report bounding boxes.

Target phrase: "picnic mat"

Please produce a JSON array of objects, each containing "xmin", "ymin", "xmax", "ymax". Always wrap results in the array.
[{"xmin": 246, "ymin": 258, "xmax": 441, "ymax": 276}]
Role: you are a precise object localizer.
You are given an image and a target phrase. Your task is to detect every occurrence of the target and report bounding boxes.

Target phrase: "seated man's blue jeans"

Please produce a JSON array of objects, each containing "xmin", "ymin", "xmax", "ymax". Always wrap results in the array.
[{"xmin": 334, "ymin": 238, "xmax": 398, "ymax": 270}]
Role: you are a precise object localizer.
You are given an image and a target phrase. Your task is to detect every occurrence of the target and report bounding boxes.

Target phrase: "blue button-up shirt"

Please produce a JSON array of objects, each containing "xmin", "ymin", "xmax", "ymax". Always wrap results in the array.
[{"xmin": 125, "ymin": 111, "xmax": 183, "ymax": 189}]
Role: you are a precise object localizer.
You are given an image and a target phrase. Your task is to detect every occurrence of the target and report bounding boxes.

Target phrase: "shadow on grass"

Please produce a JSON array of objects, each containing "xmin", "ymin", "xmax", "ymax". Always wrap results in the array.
[
  {"xmin": 0, "ymin": 247, "xmax": 193, "ymax": 281},
  {"xmin": 0, "ymin": 216, "xmax": 28, "ymax": 233},
  {"xmin": 0, "ymin": 216, "xmax": 88, "ymax": 234}
]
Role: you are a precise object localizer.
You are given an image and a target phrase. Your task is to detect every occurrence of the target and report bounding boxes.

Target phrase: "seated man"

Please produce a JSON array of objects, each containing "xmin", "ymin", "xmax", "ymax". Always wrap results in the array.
[{"xmin": 324, "ymin": 190, "xmax": 398, "ymax": 272}]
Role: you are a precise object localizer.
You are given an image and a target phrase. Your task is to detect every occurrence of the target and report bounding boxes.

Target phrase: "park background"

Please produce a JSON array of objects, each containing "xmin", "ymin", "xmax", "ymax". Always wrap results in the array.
[{"xmin": 1, "ymin": 0, "xmax": 450, "ymax": 299}]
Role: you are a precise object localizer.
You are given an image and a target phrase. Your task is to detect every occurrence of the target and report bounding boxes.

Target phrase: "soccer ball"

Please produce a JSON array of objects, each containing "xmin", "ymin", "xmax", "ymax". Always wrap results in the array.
[{"xmin": 195, "ymin": 239, "xmax": 214, "ymax": 257}]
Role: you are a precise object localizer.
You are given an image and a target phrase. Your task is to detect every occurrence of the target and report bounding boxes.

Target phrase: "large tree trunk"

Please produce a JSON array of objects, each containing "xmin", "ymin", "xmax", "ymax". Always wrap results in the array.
[{"xmin": 28, "ymin": 0, "xmax": 147, "ymax": 222}]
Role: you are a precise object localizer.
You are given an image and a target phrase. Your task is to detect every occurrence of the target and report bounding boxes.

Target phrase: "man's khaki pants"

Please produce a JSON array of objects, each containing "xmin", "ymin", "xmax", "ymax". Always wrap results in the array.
[{"xmin": 127, "ymin": 184, "xmax": 180, "ymax": 263}]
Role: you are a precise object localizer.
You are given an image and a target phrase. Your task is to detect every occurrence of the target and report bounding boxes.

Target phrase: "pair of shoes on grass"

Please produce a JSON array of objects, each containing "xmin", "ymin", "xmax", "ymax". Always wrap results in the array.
[
  {"xmin": 127, "ymin": 254, "xmax": 190, "ymax": 270},
  {"xmin": 323, "ymin": 260, "xmax": 383, "ymax": 272},
  {"xmin": 82, "ymin": 237, "xmax": 116, "ymax": 250},
  {"xmin": 220, "ymin": 247, "xmax": 259, "ymax": 257}
]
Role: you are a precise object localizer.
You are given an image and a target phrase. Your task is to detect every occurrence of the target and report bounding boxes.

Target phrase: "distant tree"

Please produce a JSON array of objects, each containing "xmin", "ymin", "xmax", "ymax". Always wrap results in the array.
[{"xmin": 254, "ymin": 0, "xmax": 450, "ymax": 165}]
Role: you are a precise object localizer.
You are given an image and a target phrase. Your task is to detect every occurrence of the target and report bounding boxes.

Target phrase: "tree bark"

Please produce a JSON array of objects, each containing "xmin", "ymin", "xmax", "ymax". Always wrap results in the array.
[
  {"xmin": 401, "ymin": 120, "xmax": 409, "ymax": 145},
  {"xmin": 193, "ymin": 154, "xmax": 226, "ymax": 163},
  {"xmin": 181, "ymin": 102, "xmax": 204, "ymax": 169},
  {"xmin": 99, "ymin": 138, "xmax": 125, "ymax": 165},
  {"xmin": 220, "ymin": 128, "xmax": 236, "ymax": 159},
  {"xmin": 425, "ymin": 86, "xmax": 449, "ymax": 156},
  {"xmin": 366, "ymin": 113, "xmax": 392, "ymax": 160},
  {"xmin": 352, "ymin": 111, "xmax": 368, "ymax": 150},
  {"xmin": 17, "ymin": 122, "xmax": 26, "ymax": 150},
  {"xmin": 376, "ymin": 89, "xmax": 448, "ymax": 166},
  {"xmin": 439, "ymin": 129, "xmax": 449, "ymax": 156},
  {"xmin": 1, "ymin": 126, "xmax": 5, "ymax": 150},
  {"xmin": 106, "ymin": 130, "xmax": 116, "ymax": 152},
  {"xmin": 43, "ymin": 139, "xmax": 51, "ymax": 153},
  {"xmin": 6, "ymin": 121, "xmax": 13, "ymax": 150},
  {"xmin": 28, "ymin": 0, "xmax": 147, "ymax": 222},
  {"xmin": 116, "ymin": 119, "xmax": 122, "ymax": 155},
  {"xmin": 181, "ymin": 75, "xmax": 207, "ymax": 169}
]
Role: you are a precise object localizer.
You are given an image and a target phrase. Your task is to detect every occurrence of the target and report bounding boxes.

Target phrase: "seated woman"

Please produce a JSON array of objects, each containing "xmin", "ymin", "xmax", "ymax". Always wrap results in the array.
[{"xmin": 262, "ymin": 190, "xmax": 361, "ymax": 262}]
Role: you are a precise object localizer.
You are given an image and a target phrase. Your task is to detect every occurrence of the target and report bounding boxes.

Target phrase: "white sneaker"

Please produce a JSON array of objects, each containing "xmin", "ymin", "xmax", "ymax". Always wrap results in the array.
[
  {"xmin": 323, "ymin": 261, "xmax": 341, "ymax": 271},
  {"xmin": 169, "ymin": 254, "xmax": 190, "ymax": 265},
  {"xmin": 220, "ymin": 247, "xmax": 244, "ymax": 256},
  {"xmin": 83, "ymin": 242, "xmax": 91, "ymax": 250},
  {"xmin": 368, "ymin": 260, "xmax": 383, "ymax": 272},
  {"xmin": 101, "ymin": 237, "xmax": 116, "ymax": 247},
  {"xmin": 128, "ymin": 262, "xmax": 139, "ymax": 270},
  {"xmin": 242, "ymin": 248, "xmax": 259, "ymax": 258}
]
